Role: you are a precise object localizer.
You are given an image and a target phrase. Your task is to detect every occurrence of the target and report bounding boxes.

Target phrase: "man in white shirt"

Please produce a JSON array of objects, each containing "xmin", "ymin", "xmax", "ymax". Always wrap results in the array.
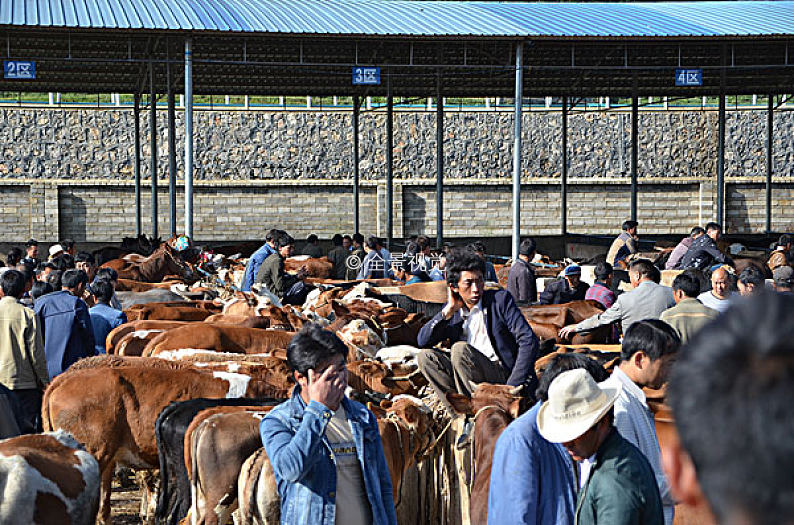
[
  {"xmin": 697, "ymin": 266, "xmax": 736, "ymax": 313},
  {"xmin": 605, "ymin": 319, "xmax": 680, "ymax": 525}
]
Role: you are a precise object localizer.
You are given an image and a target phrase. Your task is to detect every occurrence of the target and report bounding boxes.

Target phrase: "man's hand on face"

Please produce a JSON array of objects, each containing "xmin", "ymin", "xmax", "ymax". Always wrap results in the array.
[
  {"xmin": 307, "ymin": 364, "xmax": 346, "ymax": 410},
  {"xmin": 442, "ymin": 285, "xmax": 465, "ymax": 320}
]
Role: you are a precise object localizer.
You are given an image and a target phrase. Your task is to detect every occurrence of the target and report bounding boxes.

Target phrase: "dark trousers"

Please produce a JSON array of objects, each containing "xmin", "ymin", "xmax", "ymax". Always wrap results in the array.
[
  {"xmin": 417, "ymin": 341, "xmax": 508, "ymax": 416},
  {"xmin": 283, "ymin": 281, "xmax": 311, "ymax": 305},
  {"xmin": 13, "ymin": 388, "xmax": 43, "ymax": 434}
]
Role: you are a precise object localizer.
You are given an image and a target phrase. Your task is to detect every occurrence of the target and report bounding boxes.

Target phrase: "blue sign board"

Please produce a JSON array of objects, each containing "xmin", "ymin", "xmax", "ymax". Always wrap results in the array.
[
  {"xmin": 4, "ymin": 61, "xmax": 36, "ymax": 80},
  {"xmin": 675, "ymin": 69, "xmax": 702, "ymax": 87},
  {"xmin": 353, "ymin": 67, "xmax": 380, "ymax": 86}
]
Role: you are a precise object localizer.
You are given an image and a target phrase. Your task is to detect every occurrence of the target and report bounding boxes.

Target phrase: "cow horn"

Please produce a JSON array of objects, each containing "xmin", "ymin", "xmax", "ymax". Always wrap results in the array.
[{"xmin": 508, "ymin": 385, "xmax": 524, "ymax": 396}]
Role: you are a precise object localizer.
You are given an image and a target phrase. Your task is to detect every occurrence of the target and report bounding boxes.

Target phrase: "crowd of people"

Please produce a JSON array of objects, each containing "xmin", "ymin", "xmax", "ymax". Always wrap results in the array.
[
  {"xmin": 0, "ymin": 239, "xmax": 127, "ymax": 437},
  {"xmin": 0, "ymin": 223, "xmax": 791, "ymax": 525}
]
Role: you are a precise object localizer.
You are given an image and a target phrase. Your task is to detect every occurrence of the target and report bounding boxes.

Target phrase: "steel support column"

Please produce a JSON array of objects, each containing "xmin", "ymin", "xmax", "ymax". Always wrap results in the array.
[
  {"xmin": 717, "ymin": 74, "xmax": 726, "ymax": 227},
  {"xmin": 133, "ymin": 93, "xmax": 142, "ymax": 236},
  {"xmin": 766, "ymin": 94, "xmax": 774, "ymax": 233},
  {"xmin": 353, "ymin": 96, "xmax": 360, "ymax": 234},
  {"xmin": 386, "ymin": 74, "xmax": 394, "ymax": 250},
  {"xmin": 511, "ymin": 42, "xmax": 524, "ymax": 261},
  {"xmin": 436, "ymin": 72, "xmax": 444, "ymax": 248},
  {"xmin": 630, "ymin": 90, "xmax": 639, "ymax": 222},
  {"xmin": 167, "ymin": 62, "xmax": 177, "ymax": 237},
  {"xmin": 149, "ymin": 61, "xmax": 158, "ymax": 239},
  {"xmin": 184, "ymin": 38, "xmax": 194, "ymax": 239},
  {"xmin": 561, "ymin": 96, "xmax": 568, "ymax": 235}
]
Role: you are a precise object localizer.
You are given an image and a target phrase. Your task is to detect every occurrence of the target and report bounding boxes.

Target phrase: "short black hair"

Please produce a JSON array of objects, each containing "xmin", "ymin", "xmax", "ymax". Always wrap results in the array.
[
  {"xmin": 52, "ymin": 253, "xmax": 75, "ymax": 271},
  {"xmin": 622, "ymin": 220, "xmax": 639, "ymax": 231},
  {"xmin": 331, "ymin": 234, "xmax": 343, "ymax": 246},
  {"xmin": 365, "ymin": 236, "xmax": 379, "ymax": 250},
  {"xmin": 621, "ymin": 319, "xmax": 681, "ymax": 362},
  {"xmin": 672, "ymin": 272, "xmax": 701, "ymax": 298},
  {"xmin": 1, "ymin": 270, "xmax": 26, "ymax": 298},
  {"xmin": 668, "ymin": 293, "xmax": 794, "ymax": 524},
  {"xmin": 265, "ymin": 228, "xmax": 279, "ymax": 242},
  {"xmin": 594, "ymin": 261, "xmax": 613, "ymax": 280},
  {"xmin": 59, "ymin": 239, "xmax": 75, "ymax": 250},
  {"xmin": 274, "ymin": 233, "xmax": 295, "ymax": 250},
  {"xmin": 306, "ymin": 234, "xmax": 318, "ymax": 244},
  {"xmin": 446, "ymin": 248, "xmax": 486, "ymax": 287},
  {"xmin": 738, "ymin": 265, "xmax": 765, "ymax": 288},
  {"xmin": 15, "ymin": 264, "xmax": 34, "ymax": 284},
  {"xmin": 690, "ymin": 226, "xmax": 705, "ymax": 237},
  {"xmin": 704, "ymin": 222, "xmax": 721, "ymax": 233},
  {"xmin": 6, "ymin": 248, "xmax": 23, "ymax": 267},
  {"xmin": 343, "ymin": 234, "xmax": 353, "ymax": 244},
  {"xmin": 74, "ymin": 252, "xmax": 96, "ymax": 265},
  {"xmin": 415, "ymin": 235, "xmax": 430, "ymax": 251},
  {"xmin": 47, "ymin": 270, "xmax": 63, "ymax": 291},
  {"xmin": 95, "ymin": 267, "xmax": 119, "ymax": 282},
  {"xmin": 30, "ymin": 281, "xmax": 53, "ymax": 301},
  {"xmin": 778, "ymin": 233, "xmax": 792, "ymax": 247},
  {"xmin": 682, "ymin": 267, "xmax": 709, "ymax": 293},
  {"xmin": 536, "ymin": 353, "xmax": 609, "ymax": 402},
  {"xmin": 629, "ymin": 259, "xmax": 658, "ymax": 282},
  {"xmin": 467, "ymin": 241, "xmax": 486, "ymax": 254},
  {"xmin": 286, "ymin": 323, "xmax": 348, "ymax": 376},
  {"xmin": 352, "ymin": 233, "xmax": 364, "ymax": 244},
  {"xmin": 25, "ymin": 239, "xmax": 38, "ymax": 248},
  {"xmin": 62, "ymin": 269, "xmax": 89, "ymax": 290},
  {"xmin": 91, "ymin": 279, "xmax": 115, "ymax": 304},
  {"xmin": 519, "ymin": 238, "xmax": 537, "ymax": 257}
]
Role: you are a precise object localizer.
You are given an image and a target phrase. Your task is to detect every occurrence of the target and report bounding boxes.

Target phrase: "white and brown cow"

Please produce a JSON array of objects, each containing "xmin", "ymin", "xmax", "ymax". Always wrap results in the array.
[{"xmin": 0, "ymin": 430, "xmax": 100, "ymax": 525}]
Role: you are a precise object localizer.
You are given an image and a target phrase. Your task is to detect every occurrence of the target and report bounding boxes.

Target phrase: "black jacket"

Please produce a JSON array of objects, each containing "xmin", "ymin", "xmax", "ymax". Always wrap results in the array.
[
  {"xmin": 506, "ymin": 258, "xmax": 537, "ymax": 307},
  {"xmin": 679, "ymin": 235, "xmax": 732, "ymax": 270},
  {"xmin": 539, "ymin": 278, "xmax": 589, "ymax": 305}
]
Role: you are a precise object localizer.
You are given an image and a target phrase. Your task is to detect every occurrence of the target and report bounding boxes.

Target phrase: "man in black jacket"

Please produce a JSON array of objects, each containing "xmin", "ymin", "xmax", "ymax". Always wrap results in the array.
[
  {"xmin": 416, "ymin": 249, "xmax": 539, "ymax": 415},
  {"xmin": 507, "ymin": 238, "xmax": 538, "ymax": 306},
  {"xmin": 679, "ymin": 222, "xmax": 733, "ymax": 271},
  {"xmin": 539, "ymin": 265, "xmax": 590, "ymax": 305}
]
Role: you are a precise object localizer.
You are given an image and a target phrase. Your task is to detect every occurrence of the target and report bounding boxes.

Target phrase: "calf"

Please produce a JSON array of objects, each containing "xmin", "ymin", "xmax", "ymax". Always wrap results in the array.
[
  {"xmin": 41, "ymin": 356, "xmax": 287, "ymax": 524},
  {"xmin": 0, "ymin": 430, "xmax": 100, "ymax": 525},
  {"xmin": 142, "ymin": 325, "xmax": 296, "ymax": 357},
  {"xmin": 106, "ymin": 320, "xmax": 187, "ymax": 353},
  {"xmin": 155, "ymin": 398, "xmax": 280, "ymax": 525},
  {"xmin": 447, "ymin": 384, "xmax": 532, "ymax": 525}
]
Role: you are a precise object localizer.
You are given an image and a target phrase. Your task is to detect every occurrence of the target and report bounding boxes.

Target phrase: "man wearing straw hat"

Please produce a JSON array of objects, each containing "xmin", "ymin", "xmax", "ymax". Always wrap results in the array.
[{"xmin": 537, "ymin": 369, "xmax": 663, "ymax": 525}]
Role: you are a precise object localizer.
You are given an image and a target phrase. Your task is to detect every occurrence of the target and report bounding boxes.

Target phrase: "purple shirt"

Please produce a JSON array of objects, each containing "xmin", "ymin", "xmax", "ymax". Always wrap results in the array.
[{"xmin": 665, "ymin": 237, "xmax": 694, "ymax": 270}]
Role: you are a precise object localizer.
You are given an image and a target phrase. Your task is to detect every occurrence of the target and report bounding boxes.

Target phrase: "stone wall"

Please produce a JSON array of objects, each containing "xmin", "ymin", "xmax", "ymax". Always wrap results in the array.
[{"xmin": 1, "ymin": 107, "xmax": 793, "ymax": 182}]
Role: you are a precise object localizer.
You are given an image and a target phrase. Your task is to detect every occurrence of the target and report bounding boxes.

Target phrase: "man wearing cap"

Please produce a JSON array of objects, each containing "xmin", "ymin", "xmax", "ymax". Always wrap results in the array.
[
  {"xmin": 47, "ymin": 244, "xmax": 64, "ymax": 260},
  {"xmin": 22, "ymin": 239, "xmax": 39, "ymax": 269},
  {"xmin": 773, "ymin": 265, "xmax": 793, "ymax": 293},
  {"xmin": 507, "ymin": 238, "xmax": 538, "ymax": 307},
  {"xmin": 537, "ymin": 369, "xmax": 664, "ymax": 525},
  {"xmin": 767, "ymin": 234, "xmax": 792, "ymax": 272},
  {"xmin": 559, "ymin": 259, "xmax": 675, "ymax": 340},
  {"xmin": 539, "ymin": 264, "xmax": 589, "ymax": 305}
]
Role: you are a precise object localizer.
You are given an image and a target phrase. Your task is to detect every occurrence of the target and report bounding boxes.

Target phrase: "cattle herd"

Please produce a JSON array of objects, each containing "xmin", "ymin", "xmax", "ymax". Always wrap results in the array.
[{"xmin": 0, "ymin": 236, "xmax": 697, "ymax": 525}]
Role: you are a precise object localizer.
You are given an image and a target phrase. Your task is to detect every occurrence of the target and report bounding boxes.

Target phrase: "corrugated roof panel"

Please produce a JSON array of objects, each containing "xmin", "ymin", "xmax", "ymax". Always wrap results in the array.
[{"xmin": 1, "ymin": 0, "xmax": 793, "ymax": 37}]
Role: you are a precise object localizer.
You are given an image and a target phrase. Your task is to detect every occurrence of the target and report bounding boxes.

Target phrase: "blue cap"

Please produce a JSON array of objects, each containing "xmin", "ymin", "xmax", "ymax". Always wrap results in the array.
[{"xmin": 564, "ymin": 264, "xmax": 581, "ymax": 276}]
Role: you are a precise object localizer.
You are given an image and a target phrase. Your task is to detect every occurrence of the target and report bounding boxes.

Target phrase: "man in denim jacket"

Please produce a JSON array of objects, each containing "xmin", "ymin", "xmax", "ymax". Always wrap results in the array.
[{"xmin": 260, "ymin": 324, "xmax": 397, "ymax": 525}]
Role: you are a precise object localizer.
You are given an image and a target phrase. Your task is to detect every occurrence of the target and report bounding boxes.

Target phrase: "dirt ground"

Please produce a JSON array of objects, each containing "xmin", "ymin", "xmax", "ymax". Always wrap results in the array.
[{"xmin": 110, "ymin": 473, "xmax": 143, "ymax": 525}]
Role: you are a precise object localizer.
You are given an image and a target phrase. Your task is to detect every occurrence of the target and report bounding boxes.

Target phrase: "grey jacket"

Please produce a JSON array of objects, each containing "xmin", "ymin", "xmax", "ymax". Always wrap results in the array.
[{"xmin": 574, "ymin": 281, "xmax": 675, "ymax": 334}]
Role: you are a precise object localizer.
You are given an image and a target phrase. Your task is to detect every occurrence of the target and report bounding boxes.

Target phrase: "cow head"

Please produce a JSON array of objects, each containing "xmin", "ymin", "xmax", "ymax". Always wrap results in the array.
[
  {"xmin": 337, "ymin": 319, "xmax": 385, "ymax": 360},
  {"xmin": 446, "ymin": 383, "xmax": 530, "ymax": 420}
]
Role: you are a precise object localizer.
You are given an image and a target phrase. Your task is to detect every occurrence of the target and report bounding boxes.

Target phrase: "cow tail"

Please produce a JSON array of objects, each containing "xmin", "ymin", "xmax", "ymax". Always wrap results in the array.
[
  {"xmin": 41, "ymin": 382, "xmax": 54, "ymax": 432},
  {"xmin": 239, "ymin": 448, "xmax": 266, "ymax": 525}
]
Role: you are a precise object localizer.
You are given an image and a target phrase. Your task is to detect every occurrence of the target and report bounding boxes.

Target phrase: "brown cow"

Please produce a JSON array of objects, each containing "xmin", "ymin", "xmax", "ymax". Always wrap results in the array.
[
  {"xmin": 447, "ymin": 384, "xmax": 532, "ymax": 525},
  {"xmin": 142, "ymin": 325, "xmax": 296, "ymax": 357},
  {"xmin": 520, "ymin": 300, "xmax": 612, "ymax": 344},
  {"xmin": 105, "ymin": 320, "xmax": 187, "ymax": 353},
  {"xmin": 346, "ymin": 359, "xmax": 427, "ymax": 396},
  {"xmin": 101, "ymin": 242, "xmax": 193, "ymax": 282},
  {"xmin": 0, "ymin": 430, "xmax": 101, "ymax": 525},
  {"xmin": 41, "ymin": 356, "xmax": 288, "ymax": 524},
  {"xmin": 114, "ymin": 279, "xmax": 174, "ymax": 292},
  {"xmin": 185, "ymin": 407, "xmax": 275, "ymax": 525},
  {"xmin": 125, "ymin": 305, "xmax": 214, "ymax": 322},
  {"xmin": 284, "ymin": 256, "xmax": 333, "ymax": 278}
]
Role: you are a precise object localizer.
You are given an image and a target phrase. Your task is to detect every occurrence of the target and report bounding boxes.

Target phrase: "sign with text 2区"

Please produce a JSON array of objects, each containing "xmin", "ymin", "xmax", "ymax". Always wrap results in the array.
[{"xmin": 4, "ymin": 61, "xmax": 36, "ymax": 80}]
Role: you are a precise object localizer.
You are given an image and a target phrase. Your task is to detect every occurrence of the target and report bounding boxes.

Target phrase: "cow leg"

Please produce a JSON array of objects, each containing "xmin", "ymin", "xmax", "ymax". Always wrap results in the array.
[
  {"xmin": 137, "ymin": 470, "xmax": 160, "ymax": 525},
  {"xmin": 98, "ymin": 463, "xmax": 115, "ymax": 525}
]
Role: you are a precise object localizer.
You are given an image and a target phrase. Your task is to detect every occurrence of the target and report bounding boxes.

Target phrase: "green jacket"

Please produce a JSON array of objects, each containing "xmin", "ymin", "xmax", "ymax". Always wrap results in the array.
[
  {"xmin": 0, "ymin": 296, "xmax": 48, "ymax": 390},
  {"xmin": 659, "ymin": 297, "xmax": 718, "ymax": 344},
  {"xmin": 255, "ymin": 253, "xmax": 299, "ymax": 299},
  {"xmin": 576, "ymin": 429, "xmax": 664, "ymax": 525}
]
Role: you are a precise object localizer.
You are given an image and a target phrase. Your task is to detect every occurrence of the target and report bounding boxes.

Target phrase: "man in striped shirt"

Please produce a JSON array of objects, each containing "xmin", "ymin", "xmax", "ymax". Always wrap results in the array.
[{"xmin": 604, "ymin": 319, "xmax": 680, "ymax": 525}]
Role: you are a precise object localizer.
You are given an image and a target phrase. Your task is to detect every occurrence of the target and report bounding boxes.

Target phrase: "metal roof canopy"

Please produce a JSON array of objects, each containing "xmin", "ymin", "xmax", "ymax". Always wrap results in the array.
[
  {"xmin": 1, "ymin": 1, "xmax": 793, "ymax": 97},
  {"xmin": 0, "ymin": 1, "xmax": 792, "ymax": 252}
]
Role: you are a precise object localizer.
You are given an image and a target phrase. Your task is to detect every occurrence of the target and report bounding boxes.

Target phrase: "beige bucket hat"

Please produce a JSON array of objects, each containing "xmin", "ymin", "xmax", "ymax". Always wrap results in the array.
[{"xmin": 537, "ymin": 368, "xmax": 621, "ymax": 444}]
